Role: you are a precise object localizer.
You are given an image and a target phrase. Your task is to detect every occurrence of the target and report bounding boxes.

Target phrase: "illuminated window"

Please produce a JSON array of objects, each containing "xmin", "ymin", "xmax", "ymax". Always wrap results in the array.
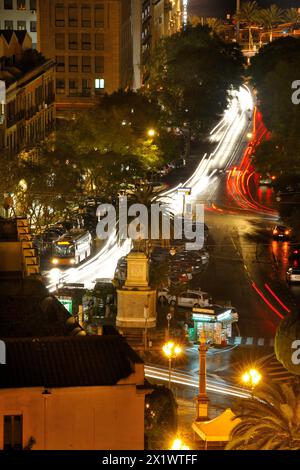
[
  {"xmin": 17, "ymin": 21, "xmax": 26, "ymax": 30},
  {"xmin": 17, "ymin": 0, "xmax": 26, "ymax": 10},
  {"xmin": 4, "ymin": 20, "xmax": 13, "ymax": 30},
  {"xmin": 95, "ymin": 78, "xmax": 104, "ymax": 89}
]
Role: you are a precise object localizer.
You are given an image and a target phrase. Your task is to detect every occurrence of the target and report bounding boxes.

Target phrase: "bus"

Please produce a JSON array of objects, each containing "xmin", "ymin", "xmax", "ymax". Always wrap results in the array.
[{"xmin": 51, "ymin": 229, "xmax": 92, "ymax": 266}]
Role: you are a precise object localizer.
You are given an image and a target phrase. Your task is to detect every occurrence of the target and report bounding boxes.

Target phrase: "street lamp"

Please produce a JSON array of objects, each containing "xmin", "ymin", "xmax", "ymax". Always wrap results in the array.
[
  {"xmin": 147, "ymin": 128, "xmax": 156, "ymax": 138},
  {"xmin": 162, "ymin": 341, "xmax": 182, "ymax": 389},
  {"xmin": 171, "ymin": 438, "xmax": 190, "ymax": 450},
  {"xmin": 241, "ymin": 368, "xmax": 262, "ymax": 390}
]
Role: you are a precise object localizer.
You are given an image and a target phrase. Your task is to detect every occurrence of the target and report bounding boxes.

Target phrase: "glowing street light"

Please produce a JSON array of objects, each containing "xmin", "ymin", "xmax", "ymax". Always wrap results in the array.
[
  {"xmin": 147, "ymin": 128, "xmax": 156, "ymax": 138},
  {"xmin": 162, "ymin": 341, "xmax": 182, "ymax": 389},
  {"xmin": 241, "ymin": 368, "xmax": 262, "ymax": 389},
  {"xmin": 171, "ymin": 438, "xmax": 190, "ymax": 450}
]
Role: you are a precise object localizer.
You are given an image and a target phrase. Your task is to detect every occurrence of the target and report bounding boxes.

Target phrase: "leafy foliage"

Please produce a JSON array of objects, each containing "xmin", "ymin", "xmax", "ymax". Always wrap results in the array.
[
  {"xmin": 227, "ymin": 382, "xmax": 300, "ymax": 450},
  {"xmin": 145, "ymin": 386, "xmax": 178, "ymax": 450},
  {"xmin": 146, "ymin": 25, "xmax": 244, "ymax": 138}
]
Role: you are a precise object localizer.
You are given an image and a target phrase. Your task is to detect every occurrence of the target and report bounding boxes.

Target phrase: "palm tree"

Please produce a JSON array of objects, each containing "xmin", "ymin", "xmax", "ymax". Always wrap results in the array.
[
  {"xmin": 257, "ymin": 4, "xmax": 285, "ymax": 43},
  {"xmin": 285, "ymin": 8, "xmax": 300, "ymax": 32},
  {"xmin": 234, "ymin": 1, "xmax": 260, "ymax": 51},
  {"xmin": 226, "ymin": 382, "xmax": 300, "ymax": 450},
  {"xmin": 206, "ymin": 18, "xmax": 226, "ymax": 35}
]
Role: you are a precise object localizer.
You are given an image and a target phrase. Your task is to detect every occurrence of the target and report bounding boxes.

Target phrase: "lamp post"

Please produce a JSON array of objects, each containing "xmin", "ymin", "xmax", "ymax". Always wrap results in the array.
[
  {"xmin": 196, "ymin": 330, "xmax": 210, "ymax": 422},
  {"xmin": 162, "ymin": 341, "xmax": 182, "ymax": 389},
  {"xmin": 236, "ymin": 0, "xmax": 241, "ymax": 43},
  {"xmin": 241, "ymin": 368, "xmax": 262, "ymax": 394},
  {"xmin": 144, "ymin": 304, "xmax": 149, "ymax": 352}
]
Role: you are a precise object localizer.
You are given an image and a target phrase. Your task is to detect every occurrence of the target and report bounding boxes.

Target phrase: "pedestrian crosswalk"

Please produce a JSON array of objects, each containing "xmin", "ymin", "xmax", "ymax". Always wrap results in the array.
[{"xmin": 229, "ymin": 336, "xmax": 275, "ymax": 347}]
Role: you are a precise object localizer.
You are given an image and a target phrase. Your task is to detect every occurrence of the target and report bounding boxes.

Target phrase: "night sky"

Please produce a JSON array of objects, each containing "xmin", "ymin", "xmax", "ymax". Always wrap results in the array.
[{"xmin": 189, "ymin": 0, "xmax": 300, "ymax": 18}]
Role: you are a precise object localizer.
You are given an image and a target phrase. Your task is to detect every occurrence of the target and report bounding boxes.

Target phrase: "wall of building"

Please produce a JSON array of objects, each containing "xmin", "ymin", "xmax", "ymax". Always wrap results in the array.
[
  {"xmin": 0, "ymin": 0, "xmax": 37, "ymax": 48},
  {"xmin": 37, "ymin": 0, "xmax": 131, "ymax": 110},
  {"xmin": 2, "ymin": 60, "xmax": 55, "ymax": 156},
  {"xmin": 0, "ymin": 384, "xmax": 146, "ymax": 450}
]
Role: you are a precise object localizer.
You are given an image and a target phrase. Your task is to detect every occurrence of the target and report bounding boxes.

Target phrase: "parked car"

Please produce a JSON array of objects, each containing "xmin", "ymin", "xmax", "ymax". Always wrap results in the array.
[
  {"xmin": 286, "ymin": 267, "xmax": 300, "ymax": 284},
  {"xmin": 158, "ymin": 288, "xmax": 212, "ymax": 308}
]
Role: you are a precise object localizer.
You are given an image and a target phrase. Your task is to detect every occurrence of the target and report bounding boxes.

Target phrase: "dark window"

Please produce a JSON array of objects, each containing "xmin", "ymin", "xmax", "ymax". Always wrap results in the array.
[
  {"xmin": 69, "ymin": 56, "xmax": 78, "ymax": 72},
  {"xmin": 30, "ymin": 21, "xmax": 37, "ymax": 32},
  {"xmin": 55, "ymin": 33, "xmax": 65, "ymax": 50},
  {"xmin": 95, "ymin": 33, "xmax": 104, "ymax": 50},
  {"xmin": 69, "ymin": 80, "xmax": 78, "ymax": 89},
  {"xmin": 95, "ymin": 4, "xmax": 104, "ymax": 27},
  {"xmin": 81, "ymin": 5, "xmax": 91, "ymax": 27},
  {"xmin": 95, "ymin": 56, "xmax": 104, "ymax": 73},
  {"xmin": 55, "ymin": 4, "xmax": 65, "ymax": 27},
  {"xmin": 68, "ymin": 5, "xmax": 78, "ymax": 27},
  {"xmin": 30, "ymin": 0, "xmax": 37, "ymax": 10},
  {"xmin": 82, "ymin": 56, "xmax": 91, "ymax": 73},
  {"xmin": 69, "ymin": 33, "xmax": 78, "ymax": 50},
  {"xmin": 56, "ymin": 56, "xmax": 65, "ymax": 72},
  {"xmin": 4, "ymin": 416, "xmax": 23, "ymax": 450},
  {"xmin": 81, "ymin": 33, "xmax": 91, "ymax": 50},
  {"xmin": 56, "ymin": 79, "xmax": 65, "ymax": 93},
  {"xmin": 4, "ymin": 0, "xmax": 13, "ymax": 9}
]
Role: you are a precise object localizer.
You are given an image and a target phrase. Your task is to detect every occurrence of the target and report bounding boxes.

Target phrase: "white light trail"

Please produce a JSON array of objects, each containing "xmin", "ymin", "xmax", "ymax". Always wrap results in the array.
[
  {"xmin": 145, "ymin": 365, "xmax": 250, "ymax": 399},
  {"xmin": 46, "ymin": 86, "xmax": 253, "ymax": 291}
]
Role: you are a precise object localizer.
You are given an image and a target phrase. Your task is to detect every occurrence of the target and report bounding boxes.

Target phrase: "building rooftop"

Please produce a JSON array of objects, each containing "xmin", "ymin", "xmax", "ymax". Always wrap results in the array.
[
  {"xmin": 0, "ymin": 335, "xmax": 143, "ymax": 389},
  {"xmin": 0, "ymin": 277, "xmax": 85, "ymax": 338},
  {"xmin": 0, "ymin": 30, "xmax": 28, "ymax": 46}
]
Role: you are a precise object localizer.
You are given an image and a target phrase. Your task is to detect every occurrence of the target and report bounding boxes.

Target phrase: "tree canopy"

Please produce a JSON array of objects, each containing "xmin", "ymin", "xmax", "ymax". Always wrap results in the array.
[{"xmin": 146, "ymin": 25, "xmax": 244, "ymax": 137}]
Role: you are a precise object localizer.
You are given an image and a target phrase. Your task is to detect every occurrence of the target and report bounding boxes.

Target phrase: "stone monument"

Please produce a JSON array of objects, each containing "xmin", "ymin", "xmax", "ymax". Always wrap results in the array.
[{"xmin": 116, "ymin": 251, "xmax": 157, "ymax": 329}]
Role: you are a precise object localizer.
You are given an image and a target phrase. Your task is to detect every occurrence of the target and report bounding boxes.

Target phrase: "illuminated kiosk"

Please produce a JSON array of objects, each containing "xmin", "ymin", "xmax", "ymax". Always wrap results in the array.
[
  {"xmin": 116, "ymin": 252, "xmax": 157, "ymax": 329},
  {"xmin": 190, "ymin": 307, "xmax": 238, "ymax": 345}
]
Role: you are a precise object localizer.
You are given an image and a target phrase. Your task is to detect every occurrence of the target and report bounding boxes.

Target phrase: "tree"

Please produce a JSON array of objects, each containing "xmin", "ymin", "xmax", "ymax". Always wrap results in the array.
[
  {"xmin": 227, "ymin": 383, "xmax": 300, "ymax": 450},
  {"xmin": 145, "ymin": 386, "xmax": 178, "ymax": 450},
  {"xmin": 147, "ymin": 25, "xmax": 244, "ymax": 156},
  {"xmin": 285, "ymin": 8, "xmax": 300, "ymax": 30},
  {"xmin": 275, "ymin": 313, "xmax": 300, "ymax": 376},
  {"xmin": 257, "ymin": 4, "xmax": 285, "ymax": 43},
  {"xmin": 234, "ymin": 1, "xmax": 260, "ymax": 50}
]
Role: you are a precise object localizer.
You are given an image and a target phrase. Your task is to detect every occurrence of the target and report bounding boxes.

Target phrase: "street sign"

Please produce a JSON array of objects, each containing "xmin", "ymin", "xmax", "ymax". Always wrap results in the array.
[{"xmin": 58, "ymin": 296, "xmax": 73, "ymax": 315}]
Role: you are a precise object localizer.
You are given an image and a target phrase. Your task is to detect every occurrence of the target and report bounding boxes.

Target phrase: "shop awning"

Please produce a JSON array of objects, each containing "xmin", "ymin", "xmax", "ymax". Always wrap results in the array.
[{"xmin": 192, "ymin": 408, "xmax": 240, "ymax": 442}]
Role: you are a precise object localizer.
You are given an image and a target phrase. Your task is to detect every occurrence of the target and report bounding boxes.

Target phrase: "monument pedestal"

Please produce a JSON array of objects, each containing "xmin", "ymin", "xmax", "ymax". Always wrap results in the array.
[{"xmin": 116, "ymin": 252, "xmax": 157, "ymax": 329}]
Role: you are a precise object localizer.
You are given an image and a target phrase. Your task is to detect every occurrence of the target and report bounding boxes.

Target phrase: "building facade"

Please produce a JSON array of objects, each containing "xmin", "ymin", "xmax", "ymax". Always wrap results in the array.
[
  {"xmin": 0, "ymin": 336, "xmax": 148, "ymax": 450},
  {"xmin": 0, "ymin": 0, "xmax": 37, "ymax": 48},
  {"xmin": 138, "ymin": 0, "xmax": 183, "ymax": 86},
  {"xmin": 0, "ymin": 30, "xmax": 55, "ymax": 157},
  {"xmin": 37, "ymin": 0, "xmax": 133, "ymax": 111}
]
